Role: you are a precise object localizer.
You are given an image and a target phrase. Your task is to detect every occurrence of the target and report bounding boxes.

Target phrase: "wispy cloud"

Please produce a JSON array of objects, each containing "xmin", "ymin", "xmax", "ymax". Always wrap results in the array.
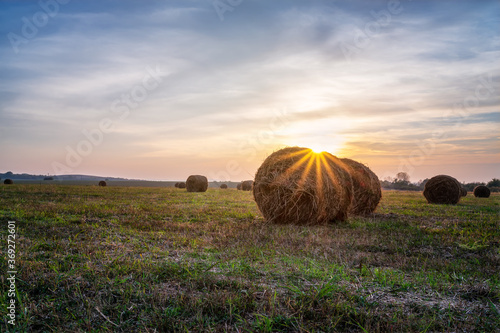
[{"xmin": 0, "ymin": 0, "xmax": 498, "ymax": 182}]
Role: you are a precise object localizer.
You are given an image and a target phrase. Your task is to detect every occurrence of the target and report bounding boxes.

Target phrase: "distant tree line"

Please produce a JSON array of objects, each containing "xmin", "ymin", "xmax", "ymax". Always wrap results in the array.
[
  {"xmin": 381, "ymin": 173, "xmax": 500, "ymax": 192},
  {"xmin": 0, "ymin": 171, "xmax": 46, "ymax": 180}
]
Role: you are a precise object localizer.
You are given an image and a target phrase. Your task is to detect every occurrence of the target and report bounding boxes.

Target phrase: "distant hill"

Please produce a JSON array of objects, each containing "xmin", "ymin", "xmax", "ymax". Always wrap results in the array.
[
  {"xmin": 0, "ymin": 171, "xmax": 128, "ymax": 181},
  {"xmin": 0, "ymin": 172, "xmax": 241, "ymax": 188}
]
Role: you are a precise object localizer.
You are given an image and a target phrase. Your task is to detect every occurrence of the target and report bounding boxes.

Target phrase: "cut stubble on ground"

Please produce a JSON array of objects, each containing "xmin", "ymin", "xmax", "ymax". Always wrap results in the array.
[{"xmin": 0, "ymin": 185, "xmax": 499, "ymax": 332}]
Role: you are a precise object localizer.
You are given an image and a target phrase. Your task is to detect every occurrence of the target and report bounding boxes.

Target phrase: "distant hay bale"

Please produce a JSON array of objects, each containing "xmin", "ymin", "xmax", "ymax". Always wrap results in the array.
[
  {"xmin": 220, "ymin": 184, "xmax": 228, "ymax": 189},
  {"xmin": 340, "ymin": 158, "xmax": 381, "ymax": 215},
  {"xmin": 186, "ymin": 175, "xmax": 208, "ymax": 192},
  {"xmin": 473, "ymin": 185, "xmax": 490, "ymax": 198},
  {"xmin": 253, "ymin": 147, "xmax": 353, "ymax": 225},
  {"xmin": 178, "ymin": 182, "xmax": 186, "ymax": 189},
  {"xmin": 4, "ymin": 179, "xmax": 13, "ymax": 185},
  {"xmin": 236, "ymin": 183, "xmax": 242, "ymax": 190},
  {"xmin": 460, "ymin": 186, "xmax": 467, "ymax": 197},
  {"xmin": 98, "ymin": 180, "xmax": 107, "ymax": 187},
  {"xmin": 174, "ymin": 182, "xmax": 180, "ymax": 188},
  {"xmin": 241, "ymin": 180, "xmax": 253, "ymax": 191},
  {"xmin": 423, "ymin": 175, "xmax": 461, "ymax": 204}
]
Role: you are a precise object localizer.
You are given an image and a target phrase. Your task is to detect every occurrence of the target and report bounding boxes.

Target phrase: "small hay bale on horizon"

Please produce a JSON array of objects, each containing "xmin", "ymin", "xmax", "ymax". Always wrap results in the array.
[
  {"xmin": 473, "ymin": 185, "xmax": 490, "ymax": 198},
  {"xmin": 241, "ymin": 180, "xmax": 253, "ymax": 191},
  {"xmin": 423, "ymin": 175, "xmax": 462, "ymax": 204},
  {"xmin": 4, "ymin": 179, "xmax": 13, "ymax": 185},
  {"xmin": 220, "ymin": 184, "xmax": 228, "ymax": 189},
  {"xmin": 253, "ymin": 147, "xmax": 353, "ymax": 225},
  {"xmin": 186, "ymin": 175, "xmax": 208, "ymax": 192},
  {"xmin": 174, "ymin": 182, "xmax": 180, "ymax": 188},
  {"xmin": 98, "ymin": 180, "xmax": 107, "ymax": 187},
  {"xmin": 178, "ymin": 182, "xmax": 186, "ymax": 189},
  {"xmin": 236, "ymin": 183, "xmax": 242, "ymax": 190},
  {"xmin": 340, "ymin": 158, "xmax": 381, "ymax": 216},
  {"xmin": 460, "ymin": 186, "xmax": 467, "ymax": 197}
]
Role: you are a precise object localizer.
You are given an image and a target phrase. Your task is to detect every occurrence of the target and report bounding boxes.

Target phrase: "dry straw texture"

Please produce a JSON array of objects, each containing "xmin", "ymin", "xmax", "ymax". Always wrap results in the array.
[
  {"xmin": 98, "ymin": 181, "xmax": 107, "ymax": 187},
  {"xmin": 253, "ymin": 147, "xmax": 353, "ymax": 225},
  {"xmin": 340, "ymin": 158, "xmax": 381, "ymax": 215},
  {"xmin": 220, "ymin": 184, "xmax": 228, "ymax": 189},
  {"xmin": 186, "ymin": 175, "xmax": 208, "ymax": 192},
  {"xmin": 473, "ymin": 185, "xmax": 490, "ymax": 198},
  {"xmin": 3, "ymin": 179, "xmax": 13, "ymax": 185},
  {"xmin": 423, "ymin": 175, "xmax": 462, "ymax": 204},
  {"xmin": 178, "ymin": 182, "xmax": 186, "ymax": 189},
  {"xmin": 241, "ymin": 180, "xmax": 253, "ymax": 191}
]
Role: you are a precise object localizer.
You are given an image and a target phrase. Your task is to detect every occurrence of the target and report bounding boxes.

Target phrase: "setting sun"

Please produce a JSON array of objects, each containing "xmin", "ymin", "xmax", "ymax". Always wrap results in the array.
[{"xmin": 311, "ymin": 147, "xmax": 326, "ymax": 154}]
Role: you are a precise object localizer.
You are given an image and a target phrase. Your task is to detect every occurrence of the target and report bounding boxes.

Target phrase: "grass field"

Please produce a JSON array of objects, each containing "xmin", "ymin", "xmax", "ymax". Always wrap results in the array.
[{"xmin": 1, "ymin": 185, "xmax": 499, "ymax": 332}]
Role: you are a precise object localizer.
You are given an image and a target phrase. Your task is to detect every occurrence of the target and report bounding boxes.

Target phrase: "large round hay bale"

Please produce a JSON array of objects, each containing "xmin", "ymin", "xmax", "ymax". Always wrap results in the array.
[
  {"xmin": 98, "ymin": 180, "xmax": 107, "ymax": 187},
  {"xmin": 423, "ymin": 175, "xmax": 462, "ymax": 204},
  {"xmin": 340, "ymin": 158, "xmax": 381, "ymax": 215},
  {"xmin": 4, "ymin": 179, "xmax": 13, "ymax": 185},
  {"xmin": 186, "ymin": 175, "xmax": 208, "ymax": 192},
  {"xmin": 236, "ymin": 183, "xmax": 242, "ymax": 190},
  {"xmin": 220, "ymin": 184, "xmax": 228, "ymax": 189},
  {"xmin": 473, "ymin": 185, "xmax": 490, "ymax": 198},
  {"xmin": 253, "ymin": 147, "xmax": 353, "ymax": 224},
  {"xmin": 241, "ymin": 180, "xmax": 253, "ymax": 191}
]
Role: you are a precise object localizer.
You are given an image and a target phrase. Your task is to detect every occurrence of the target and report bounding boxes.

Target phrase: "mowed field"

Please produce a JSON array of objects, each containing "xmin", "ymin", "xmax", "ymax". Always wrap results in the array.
[{"xmin": 1, "ymin": 185, "xmax": 499, "ymax": 332}]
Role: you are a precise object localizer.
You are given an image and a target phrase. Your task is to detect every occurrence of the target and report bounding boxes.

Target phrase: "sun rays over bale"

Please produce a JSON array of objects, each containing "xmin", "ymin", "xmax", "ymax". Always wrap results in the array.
[
  {"xmin": 186, "ymin": 175, "xmax": 208, "ymax": 192},
  {"xmin": 423, "ymin": 175, "xmax": 462, "ymax": 204},
  {"xmin": 253, "ymin": 147, "xmax": 353, "ymax": 225},
  {"xmin": 178, "ymin": 182, "xmax": 186, "ymax": 189},
  {"xmin": 473, "ymin": 185, "xmax": 490, "ymax": 198},
  {"xmin": 220, "ymin": 184, "xmax": 228, "ymax": 189},
  {"xmin": 340, "ymin": 158, "xmax": 381, "ymax": 215},
  {"xmin": 241, "ymin": 180, "xmax": 253, "ymax": 191},
  {"xmin": 4, "ymin": 179, "xmax": 13, "ymax": 185},
  {"xmin": 98, "ymin": 180, "xmax": 107, "ymax": 187},
  {"xmin": 236, "ymin": 183, "xmax": 242, "ymax": 190}
]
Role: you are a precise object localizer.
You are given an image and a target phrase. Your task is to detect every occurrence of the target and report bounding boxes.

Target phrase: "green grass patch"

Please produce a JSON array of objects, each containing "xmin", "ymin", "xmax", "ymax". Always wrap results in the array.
[{"xmin": 0, "ymin": 185, "xmax": 499, "ymax": 332}]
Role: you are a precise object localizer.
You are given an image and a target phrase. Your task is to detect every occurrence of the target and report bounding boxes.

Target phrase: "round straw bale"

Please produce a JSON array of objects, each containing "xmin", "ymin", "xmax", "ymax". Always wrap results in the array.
[
  {"xmin": 241, "ymin": 180, "xmax": 253, "ymax": 191},
  {"xmin": 220, "ymin": 184, "xmax": 228, "ymax": 189},
  {"xmin": 340, "ymin": 158, "xmax": 381, "ymax": 215},
  {"xmin": 236, "ymin": 183, "xmax": 242, "ymax": 190},
  {"xmin": 4, "ymin": 179, "xmax": 13, "ymax": 185},
  {"xmin": 186, "ymin": 175, "xmax": 208, "ymax": 192},
  {"xmin": 423, "ymin": 175, "xmax": 461, "ymax": 204},
  {"xmin": 174, "ymin": 182, "xmax": 180, "ymax": 188},
  {"xmin": 460, "ymin": 186, "xmax": 467, "ymax": 197},
  {"xmin": 473, "ymin": 185, "xmax": 490, "ymax": 198},
  {"xmin": 178, "ymin": 182, "xmax": 186, "ymax": 189},
  {"xmin": 253, "ymin": 147, "xmax": 353, "ymax": 225},
  {"xmin": 98, "ymin": 180, "xmax": 107, "ymax": 187}
]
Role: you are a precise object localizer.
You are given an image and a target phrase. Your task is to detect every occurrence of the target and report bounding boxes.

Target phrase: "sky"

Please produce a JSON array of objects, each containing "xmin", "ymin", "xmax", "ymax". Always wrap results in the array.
[{"xmin": 0, "ymin": 0, "xmax": 499, "ymax": 183}]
